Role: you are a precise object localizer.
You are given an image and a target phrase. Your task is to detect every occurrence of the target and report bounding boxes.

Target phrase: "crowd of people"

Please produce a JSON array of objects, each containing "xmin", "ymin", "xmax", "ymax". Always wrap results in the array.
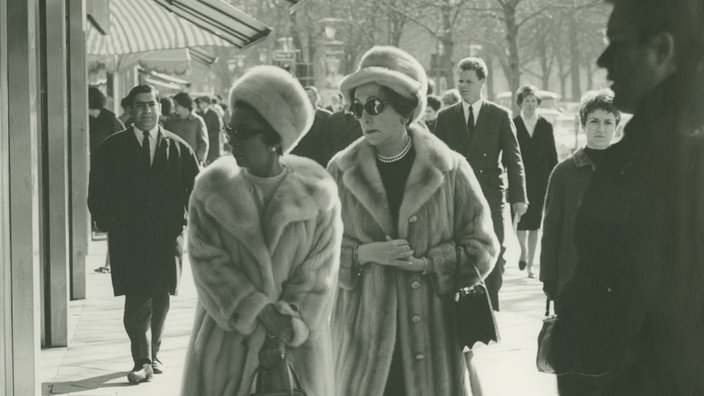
[{"xmin": 85, "ymin": 0, "xmax": 704, "ymax": 394}]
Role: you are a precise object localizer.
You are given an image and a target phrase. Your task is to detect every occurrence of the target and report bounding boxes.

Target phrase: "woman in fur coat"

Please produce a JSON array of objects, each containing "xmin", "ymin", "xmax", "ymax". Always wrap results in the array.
[
  {"xmin": 181, "ymin": 66, "xmax": 342, "ymax": 396},
  {"xmin": 328, "ymin": 46, "xmax": 499, "ymax": 396}
]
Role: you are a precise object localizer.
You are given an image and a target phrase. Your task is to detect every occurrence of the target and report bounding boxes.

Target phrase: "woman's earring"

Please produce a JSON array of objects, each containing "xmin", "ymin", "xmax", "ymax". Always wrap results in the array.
[{"xmin": 268, "ymin": 146, "xmax": 277, "ymax": 152}]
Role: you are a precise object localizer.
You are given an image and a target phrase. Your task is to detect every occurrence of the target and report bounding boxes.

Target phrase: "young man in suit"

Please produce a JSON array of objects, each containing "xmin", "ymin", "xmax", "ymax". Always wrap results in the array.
[
  {"xmin": 88, "ymin": 84, "xmax": 200, "ymax": 385},
  {"xmin": 433, "ymin": 57, "xmax": 527, "ymax": 310}
]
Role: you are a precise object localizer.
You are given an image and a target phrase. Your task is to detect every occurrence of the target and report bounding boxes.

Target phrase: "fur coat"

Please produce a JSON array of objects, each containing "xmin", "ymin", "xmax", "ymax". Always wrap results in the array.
[
  {"xmin": 181, "ymin": 155, "xmax": 342, "ymax": 396},
  {"xmin": 327, "ymin": 125, "xmax": 499, "ymax": 396}
]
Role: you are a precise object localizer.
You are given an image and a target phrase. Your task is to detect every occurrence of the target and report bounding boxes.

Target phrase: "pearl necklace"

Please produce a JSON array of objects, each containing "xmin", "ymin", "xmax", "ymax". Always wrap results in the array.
[{"xmin": 376, "ymin": 137, "xmax": 413, "ymax": 163}]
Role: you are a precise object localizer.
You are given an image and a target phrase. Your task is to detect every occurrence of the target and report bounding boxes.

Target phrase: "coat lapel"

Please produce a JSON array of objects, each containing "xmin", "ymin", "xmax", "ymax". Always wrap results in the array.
[{"xmin": 335, "ymin": 125, "xmax": 451, "ymax": 237}]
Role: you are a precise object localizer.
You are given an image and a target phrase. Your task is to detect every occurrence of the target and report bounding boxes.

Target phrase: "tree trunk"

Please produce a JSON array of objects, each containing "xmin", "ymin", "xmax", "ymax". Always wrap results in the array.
[
  {"xmin": 569, "ymin": 14, "xmax": 581, "ymax": 101},
  {"xmin": 502, "ymin": 0, "xmax": 521, "ymax": 113}
]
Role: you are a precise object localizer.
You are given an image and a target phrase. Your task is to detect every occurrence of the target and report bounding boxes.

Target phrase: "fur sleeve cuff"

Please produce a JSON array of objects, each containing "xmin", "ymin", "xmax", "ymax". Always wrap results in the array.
[
  {"xmin": 273, "ymin": 301, "xmax": 310, "ymax": 347},
  {"xmin": 426, "ymin": 243, "xmax": 456, "ymax": 294},
  {"xmin": 231, "ymin": 291, "xmax": 270, "ymax": 334}
]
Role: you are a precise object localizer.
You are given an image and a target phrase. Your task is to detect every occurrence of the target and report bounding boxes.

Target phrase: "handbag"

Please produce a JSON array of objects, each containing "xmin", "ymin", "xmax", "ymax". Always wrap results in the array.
[
  {"xmin": 451, "ymin": 244, "xmax": 500, "ymax": 350},
  {"xmin": 250, "ymin": 341, "xmax": 307, "ymax": 396},
  {"xmin": 536, "ymin": 298, "xmax": 557, "ymax": 373}
]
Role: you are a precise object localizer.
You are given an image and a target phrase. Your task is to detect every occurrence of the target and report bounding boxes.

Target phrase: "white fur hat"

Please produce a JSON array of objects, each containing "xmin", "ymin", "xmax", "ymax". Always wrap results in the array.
[
  {"xmin": 229, "ymin": 65, "xmax": 313, "ymax": 154},
  {"xmin": 339, "ymin": 46, "xmax": 428, "ymax": 123}
]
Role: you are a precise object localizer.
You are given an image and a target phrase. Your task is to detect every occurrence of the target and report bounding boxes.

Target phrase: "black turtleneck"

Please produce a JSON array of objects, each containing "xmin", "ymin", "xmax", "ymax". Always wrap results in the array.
[
  {"xmin": 377, "ymin": 146, "xmax": 416, "ymax": 229},
  {"xmin": 583, "ymin": 146, "xmax": 607, "ymax": 167}
]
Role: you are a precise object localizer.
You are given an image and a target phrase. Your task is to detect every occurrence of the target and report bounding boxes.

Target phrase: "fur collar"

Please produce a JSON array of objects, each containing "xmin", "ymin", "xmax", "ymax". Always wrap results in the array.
[
  {"xmin": 331, "ymin": 123, "xmax": 460, "ymax": 237},
  {"xmin": 192, "ymin": 155, "xmax": 338, "ymax": 264}
]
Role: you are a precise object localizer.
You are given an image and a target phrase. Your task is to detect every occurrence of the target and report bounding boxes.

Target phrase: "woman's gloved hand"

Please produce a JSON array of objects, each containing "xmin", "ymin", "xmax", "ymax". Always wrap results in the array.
[{"xmin": 258, "ymin": 304, "xmax": 294, "ymax": 343}]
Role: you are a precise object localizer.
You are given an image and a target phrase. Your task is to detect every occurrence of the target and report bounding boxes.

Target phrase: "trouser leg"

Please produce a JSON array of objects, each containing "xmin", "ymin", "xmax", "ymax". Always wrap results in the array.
[
  {"xmin": 150, "ymin": 291, "xmax": 170, "ymax": 359},
  {"xmin": 124, "ymin": 293, "xmax": 153, "ymax": 368},
  {"xmin": 484, "ymin": 205, "xmax": 505, "ymax": 311}
]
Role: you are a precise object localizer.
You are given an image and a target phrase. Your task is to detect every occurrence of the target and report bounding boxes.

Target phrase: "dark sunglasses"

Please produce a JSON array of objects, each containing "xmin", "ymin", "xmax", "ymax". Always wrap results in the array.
[
  {"xmin": 223, "ymin": 125, "xmax": 267, "ymax": 143},
  {"xmin": 350, "ymin": 99, "xmax": 390, "ymax": 119}
]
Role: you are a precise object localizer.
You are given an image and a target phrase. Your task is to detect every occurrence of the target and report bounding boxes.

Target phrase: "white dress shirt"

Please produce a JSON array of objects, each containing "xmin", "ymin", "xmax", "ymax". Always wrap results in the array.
[
  {"xmin": 462, "ymin": 98, "xmax": 483, "ymax": 128},
  {"xmin": 133, "ymin": 125, "xmax": 159, "ymax": 165}
]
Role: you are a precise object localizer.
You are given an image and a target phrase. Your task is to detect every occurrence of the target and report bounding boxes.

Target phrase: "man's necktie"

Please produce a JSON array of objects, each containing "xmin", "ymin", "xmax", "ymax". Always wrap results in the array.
[
  {"xmin": 467, "ymin": 105, "xmax": 475, "ymax": 134},
  {"xmin": 142, "ymin": 130, "xmax": 151, "ymax": 168}
]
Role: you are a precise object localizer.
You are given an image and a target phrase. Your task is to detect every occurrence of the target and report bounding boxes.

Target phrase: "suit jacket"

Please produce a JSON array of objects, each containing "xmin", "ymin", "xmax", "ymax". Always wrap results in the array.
[
  {"xmin": 164, "ymin": 112, "xmax": 209, "ymax": 163},
  {"xmin": 88, "ymin": 127, "xmax": 200, "ymax": 296},
  {"xmin": 290, "ymin": 107, "xmax": 333, "ymax": 166},
  {"xmin": 434, "ymin": 101, "xmax": 527, "ymax": 211}
]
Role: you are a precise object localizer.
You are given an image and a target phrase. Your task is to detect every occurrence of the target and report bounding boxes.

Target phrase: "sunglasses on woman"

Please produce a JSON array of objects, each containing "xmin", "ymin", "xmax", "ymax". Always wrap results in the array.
[
  {"xmin": 350, "ymin": 98, "xmax": 390, "ymax": 119},
  {"xmin": 223, "ymin": 125, "xmax": 267, "ymax": 143}
]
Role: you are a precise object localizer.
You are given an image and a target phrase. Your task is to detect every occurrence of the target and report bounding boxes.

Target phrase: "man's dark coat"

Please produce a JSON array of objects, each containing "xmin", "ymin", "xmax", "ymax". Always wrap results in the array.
[{"xmin": 88, "ymin": 127, "xmax": 200, "ymax": 296}]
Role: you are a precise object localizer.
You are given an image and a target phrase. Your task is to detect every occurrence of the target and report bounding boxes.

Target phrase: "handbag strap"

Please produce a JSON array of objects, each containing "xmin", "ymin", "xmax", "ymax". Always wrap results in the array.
[
  {"xmin": 544, "ymin": 298, "xmax": 552, "ymax": 317},
  {"xmin": 453, "ymin": 243, "xmax": 485, "ymax": 293}
]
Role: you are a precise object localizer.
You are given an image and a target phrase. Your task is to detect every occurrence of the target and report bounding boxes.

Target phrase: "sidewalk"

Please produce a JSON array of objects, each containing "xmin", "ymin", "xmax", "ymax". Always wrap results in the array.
[{"xmin": 41, "ymin": 240, "xmax": 558, "ymax": 395}]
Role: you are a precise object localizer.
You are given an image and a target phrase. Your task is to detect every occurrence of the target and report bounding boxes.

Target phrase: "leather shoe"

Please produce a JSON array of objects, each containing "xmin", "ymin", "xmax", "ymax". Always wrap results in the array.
[
  {"xmin": 127, "ymin": 363, "xmax": 153, "ymax": 384},
  {"xmin": 152, "ymin": 357, "xmax": 164, "ymax": 374},
  {"xmin": 519, "ymin": 260, "xmax": 527, "ymax": 271}
]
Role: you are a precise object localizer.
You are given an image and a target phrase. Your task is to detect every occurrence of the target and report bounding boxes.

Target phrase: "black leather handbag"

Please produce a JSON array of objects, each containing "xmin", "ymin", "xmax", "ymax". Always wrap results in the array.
[
  {"xmin": 451, "ymin": 244, "xmax": 500, "ymax": 350},
  {"xmin": 251, "ymin": 345, "xmax": 307, "ymax": 396},
  {"xmin": 536, "ymin": 298, "xmax": 557, "ymax": 373}
]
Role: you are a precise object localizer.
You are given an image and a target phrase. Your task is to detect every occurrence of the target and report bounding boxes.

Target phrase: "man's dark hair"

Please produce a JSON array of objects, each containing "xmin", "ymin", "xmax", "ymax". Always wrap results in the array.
[
  {"xmin": 515, "ymin": 85, "xmax": 543, "ymax": 106},
  {"xmin": 579, "ymin": 89, "xmax": 621, "ymax": 127},
  {"xmin": 88, "ymin": 86, "xmax": 106, "ymax": 110},
  {"xmin": 196, "ymin": 96, "xmax": 211, "ymax": 105},
  {"xmin": 426, "ymin": 95, "xmax": 442, "ymax": 111},
  {"xmin": 120, "ymin": 96, "xmax": 131, "ymax": 110},
  {"xmin": 456, "ymin": 57, "xmax": 488, "ymax": 81},
  {"xmin": 172, "ymin": 92, "xmax": 193, "ymax": 111},
  {"xmin": 606, "ymin": 0, "xmax": 704, "ymax": 69},
  {"xmin": 232, "ymin": 100, "xmax": 283, "ymax": 155},
  {"xmin": 126, "ymin": 84, "xmax": 160, "ymax": 107}
]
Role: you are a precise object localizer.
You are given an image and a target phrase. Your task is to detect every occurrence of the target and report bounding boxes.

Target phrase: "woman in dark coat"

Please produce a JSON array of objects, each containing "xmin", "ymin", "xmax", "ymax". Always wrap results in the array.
[{"xmin": 513, "ymin": 85, "xmax": 557, "ymax": 278}]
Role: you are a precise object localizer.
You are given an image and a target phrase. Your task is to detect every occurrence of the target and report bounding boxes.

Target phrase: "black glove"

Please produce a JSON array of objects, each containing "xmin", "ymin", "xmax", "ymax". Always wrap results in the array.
[
  {"xmin": 258, "ymin": 335, "xmax": 286, "ymax": 369},
  {"xmin": 258, "ymin": 304, "xmax": 294, "ymax": 343}
]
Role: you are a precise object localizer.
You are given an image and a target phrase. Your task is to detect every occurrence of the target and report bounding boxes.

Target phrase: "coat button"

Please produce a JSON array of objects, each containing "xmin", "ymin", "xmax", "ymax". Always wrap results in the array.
[
  {"xmin": 411, "ymin": 314, "xmax": 422, "ymax": 323},
  {"xmin": 479, "ymin": 169, "xmax": 484, "ymax": 174},
  {"xmin": 408, "ymin": 216, "xmax": 418, "ymax": 223},
  {"xmin": 410, "ymin": 280, "xmax": 421, "ymax": 289},
  {"xmin": 482, "ymin": 153, "xmax": 487, "ymax": 157},
  {"xmin": 415, "ymin": 353, "xmax": 425, "ymax": 360}
]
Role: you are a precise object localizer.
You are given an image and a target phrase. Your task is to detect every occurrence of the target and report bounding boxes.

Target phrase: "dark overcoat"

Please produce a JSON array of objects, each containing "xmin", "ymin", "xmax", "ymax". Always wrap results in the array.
[
  {"xmin": 550, "ymin": 72, "xmax": 704, "ymax": 394},
  {"xmin": 88, "ymin": 127, "xmax": 200, "ymax": 296},
  {"xmin": 290, "ymin": 107, "xmax": 333, "ymax": 166},
  {"xmin": 514, "ymin": 115, "xmax": 557, "ymax": 230}
]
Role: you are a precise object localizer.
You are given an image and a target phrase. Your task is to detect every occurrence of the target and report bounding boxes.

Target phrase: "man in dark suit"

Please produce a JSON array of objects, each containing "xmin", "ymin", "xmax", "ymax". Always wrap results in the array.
[
  {"xmin": 88, "ymin": 84, "xmax": 200, "ymax": 385},
  {"xmin": 290, "ymin": 86, "xmax": 333, "ymax": 166},
  {"xmin": 434, "ymin": 57, "xmax": 527, "ymax": 310},
  {"xmin": 196, "ymin": 95, "xmax": 223, "ymax": 164}
]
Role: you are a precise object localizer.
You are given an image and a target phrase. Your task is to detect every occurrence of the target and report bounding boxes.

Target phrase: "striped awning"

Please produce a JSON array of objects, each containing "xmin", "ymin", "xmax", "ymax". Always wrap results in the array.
[{"xmin": 86, "ymin": 0, "xmax": 270, "ymax": 56}]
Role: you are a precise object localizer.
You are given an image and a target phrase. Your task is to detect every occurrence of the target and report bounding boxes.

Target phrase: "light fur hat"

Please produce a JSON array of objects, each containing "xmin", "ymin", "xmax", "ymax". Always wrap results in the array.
[
  {"xmin": 229, "ymin": 65, "xmax": 313, "ymax": 154},
  {"xmin": 339, "ymin": 46, "xmax": 428, "ymax": 123}
]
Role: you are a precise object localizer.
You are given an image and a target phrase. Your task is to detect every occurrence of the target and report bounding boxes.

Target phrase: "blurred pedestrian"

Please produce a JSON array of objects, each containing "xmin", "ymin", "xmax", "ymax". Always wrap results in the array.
[
  {"xmin": 325, "ymin": 107, "xmax": 363, "ymax": 162},
  {"xmin": 434, "ymin": 57, "xmax": 527, "ymax": 311},
  {"xmin": 540, "ymin": 89, "xmax": 619, "ymax": 306},
  {"xmin": 424, "ymin": 94, "xmax": 441, "ymax": 131},
  {"xmin": 118, "ymin": 96, "xmax": 133, "ymax": 127},
  {"xmin": 326, "ymin": 91, "xmax": 344, "ymax": 113},
  {"xmin": 290, "ymin": 86, "xmax": 333, "ymax": 166},
  {"xmin": 159, "ymin": 96, "xmax": 174, "ymax": 125},
  {"xmin": 440, "ymin": 88, "xmax": 461, "ymax": 108},
  {"xmin": 165, "ymin": 92, "xmax": 209, "ymax": 165},
  {"xmin": 88, "ymin": 84, "xmax": 200, "ymax": 385},
  {"xmin": 328, "ymin": 45, "xmax": 498, "ymax": 396},
  {"xmin": 181, "ymin": 65, "xmax": 341, "ymax": 396},
  {"xmin": 196, "ymin": 95, "xmax": 223, "ymax": 164},
  {"xmin": 549, "ymin": 0, "xmax": 704, "ymax": 394},
  {"xmin": 513, "ymin": 85, "xmax": 558, "ymax": 278},
  {"xmin": 88, "ymin": 86, "xmax": 124, "ymax": 158}
]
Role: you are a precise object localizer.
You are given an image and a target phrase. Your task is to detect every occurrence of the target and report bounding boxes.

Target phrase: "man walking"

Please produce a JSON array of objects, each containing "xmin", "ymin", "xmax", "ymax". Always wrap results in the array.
[
  {"xmin": 433, "ymin": 57, "xmax": 527, "ymax": 310},
  {"xmin": 196, "ymin": 95, "xmax": 223, "ymax": 164},
  {"xmin": 164, "ymin": 92, "xmax": 209, "ymax": 165},
  {"xmin": 290, "ymin": 86, "xmax": 333, "ymax": 166},
  {"xmin": 88, "ymin": 84, "xmax": 200, "ymax": 384}
]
